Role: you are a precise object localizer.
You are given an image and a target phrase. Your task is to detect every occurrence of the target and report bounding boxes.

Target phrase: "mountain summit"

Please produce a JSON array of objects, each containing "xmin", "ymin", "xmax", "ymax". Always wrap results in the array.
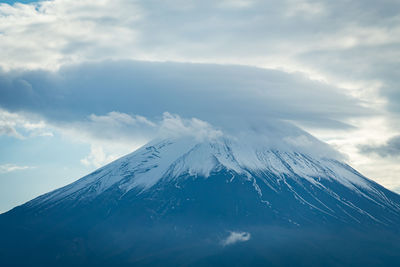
[{"xmin": 1, "ymin": 128, "xmax": 400, "ymax": 266}]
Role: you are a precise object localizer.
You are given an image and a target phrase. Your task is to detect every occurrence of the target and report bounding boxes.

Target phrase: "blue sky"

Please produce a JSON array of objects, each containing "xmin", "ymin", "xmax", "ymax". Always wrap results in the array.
[
  {"xmin": 1, "ymin": 1, "xmax": 37, "ymax": 4},
  {"xmin": 0, "ymin": 132, "xmax": 90, "ymax": 211},
  {"xmin": 1, "ymin": 0, "xmax": 400, "ymax": 213}
]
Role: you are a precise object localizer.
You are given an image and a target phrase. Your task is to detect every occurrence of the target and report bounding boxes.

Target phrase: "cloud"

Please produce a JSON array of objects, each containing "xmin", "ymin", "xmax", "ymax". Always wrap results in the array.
[
  {"xmin": 80, "ymin": 145, "xmax": 116, "ymax": 168},
  {"xmin": 0, "ymin": 0, "xmax": 141, "ymax": 70},
  {"xmin": 0, "ymin": 108, "xmax": 53, "ymax": 139},
  {"xmin": 67, "ymin": 111, "xmax": 228, "ymax": 167},
  {"xmin": 89, "ymin": 112, "xmax": 155, "ymax": 128},
  {"xmin": 0, "ymin": 110, "xmax": 25, "ymax": 139},
  {"xmin": 0, "ymin": 58, "xmax": 374, "ymax": 168},
  {"xmin": 359, "ymin": 135, "xmax": 400, "ymax": 157},
  {"xmin": 2, "ymin": 0, "xmax": 399, "ymax": 72},
  {"xmin": 0, "ymin": 124, "xmax": 23, "ymax": 139},
  {"xmin": 221, "ymin": 231, "xmax": 251, "ymax": 246},
  {"xmin": 159, "ymin": 112, "xmax": 222, "ymax": 141},
  {"xmin": 52, "ymin": 111, "xmax": 158, "ymax": 167},
  {"xmin": 0, "ymin": 107, "xmax": 341, "ymax": 168},
  {"xmin": 285, "ymin": 0, "xmax": 326, "ymax": 18},
  {"xmin": 0, "ymin": 109, "xmax": 225, "ymax": 168},
  {"xmin": 0, "ymin": 59, "xmax": 371, "ymax": 166},
  {"xmin": 64, "ymin": 111, "xmax": 157, "ymax": 144},
  {"xmin": 1, "ymin": 0, "xmax": 399, "ymax": 119},
  {"xmin": 0, "ymin": 60, "xmax": 371, "ymax": 131},
  {"xmin": 0, "ymin": 164, "xmax": 32, "ymax": 174},
  {"xmin": 74, "ymin": 112, "xmax": 224, "ymax": 167},
  {"xmin": 0, "ymin": 0, "xmax": 399, "ymax": 121}
]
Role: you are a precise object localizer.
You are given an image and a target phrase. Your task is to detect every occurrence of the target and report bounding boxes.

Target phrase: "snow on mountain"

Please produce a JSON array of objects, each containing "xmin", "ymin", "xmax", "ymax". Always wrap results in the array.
[{"xmin": 30, "ymin": 130, "xmax": 395, "ymax": 214}]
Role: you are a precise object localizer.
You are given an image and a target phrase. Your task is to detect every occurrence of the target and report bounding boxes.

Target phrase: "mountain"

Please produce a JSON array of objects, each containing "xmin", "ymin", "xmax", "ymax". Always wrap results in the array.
[{"xmin": 1, "ymin": 130, "xmax": 400, "ymax": 266}]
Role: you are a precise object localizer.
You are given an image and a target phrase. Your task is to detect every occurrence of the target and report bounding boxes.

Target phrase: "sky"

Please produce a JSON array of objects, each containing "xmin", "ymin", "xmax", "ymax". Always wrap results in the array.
[{"xmin": 1, "ymin": 0, "xmax": 400, "ymax": 213}]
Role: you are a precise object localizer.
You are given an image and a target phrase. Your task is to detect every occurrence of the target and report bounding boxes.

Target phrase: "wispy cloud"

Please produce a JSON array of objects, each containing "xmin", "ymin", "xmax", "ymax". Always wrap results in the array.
[
  {"xmin": 68, "ymin": 112, "xmax": 224, "ymax": 167},
  {"xmin": 0, "ymin": 108, "xmax": 53, "ymax": 139},
  {"xmin": 0, "ymin": 164, "xmax": 33, "ymax": 174},
  {"xmin": 7, "ymin": 109, "xmax": 342, "ymax": 168},
  {"xmin": 221, "ymin": 231, "xmax": 251, "ymax": 246}
]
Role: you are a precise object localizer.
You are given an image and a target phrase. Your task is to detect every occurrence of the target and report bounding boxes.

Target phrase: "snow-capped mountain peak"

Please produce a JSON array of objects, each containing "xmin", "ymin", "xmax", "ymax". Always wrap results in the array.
[{"xmin": 33, "ymin": 133, "xmax": 382, "ymax": 209}]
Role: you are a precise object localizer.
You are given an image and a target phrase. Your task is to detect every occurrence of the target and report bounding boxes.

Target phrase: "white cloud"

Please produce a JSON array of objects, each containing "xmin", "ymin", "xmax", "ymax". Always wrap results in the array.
[
  {"xmin": 0, "ymin": 164, "xmax": 32, "ymax": 174},
  {"xmin": 2, "ymin": 110, "xmax": 223, "ymax": 168},
  {"xmin": 221, "ymin": 231, "xmax": 251, "ymax": 246},
  {"xmin": 0, "ymin": 0, "xmax": 141, "ymax": 70},
  {"xmin": 89, "ymin": 112, "xmax": 156, "ymax": 127},
  {"xmin": 71, "ymin": 112, "xmax": 224, "ymax": 168},
  {"xmin": 0, "ymin": 108, "xmax": 226, "ymax": 169},
  {"xmin": 0, "ymin": 0, "xmax": 397, "ymax": 127},
  {"xmin": 0, "ymin": 110, "xmax": 25, "ymax": 139},
  {"xmin": 80, "ymin": 145, "xmax": 117, "ymax": 168},
  {"xmin": 159, "ymin": 112, "xmax": 223, "ymax": 141},
  {"xmin": 0, "ymin": 108, "xmax": 53, "ymax": 139}
]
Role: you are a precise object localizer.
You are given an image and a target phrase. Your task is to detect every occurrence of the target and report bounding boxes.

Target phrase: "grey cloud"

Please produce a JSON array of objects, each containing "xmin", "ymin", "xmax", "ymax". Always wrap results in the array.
[
  {"xmin": 0, "ymin": 60, "xmax": 371, "ymax": 130},
  {"xmin": 1, "ymin": 0, "xmax": 399, "ymax": 122},
  {"xmin": 138, "ymin": 0, "xmax": 400, "ymax": 122},
  {"xmin": 360, "ymin": 135, "xmax": 400, "ymax": 157},
  {"xmin": 298, "ymin": 44, "xmax": 400, "ymax": 117}
]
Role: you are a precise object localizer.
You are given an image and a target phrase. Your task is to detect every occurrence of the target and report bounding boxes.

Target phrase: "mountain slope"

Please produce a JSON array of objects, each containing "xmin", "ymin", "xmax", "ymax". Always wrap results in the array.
[{"xmin": 1, "ymin": 134, "xmax": 400, "ymax": 266}]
